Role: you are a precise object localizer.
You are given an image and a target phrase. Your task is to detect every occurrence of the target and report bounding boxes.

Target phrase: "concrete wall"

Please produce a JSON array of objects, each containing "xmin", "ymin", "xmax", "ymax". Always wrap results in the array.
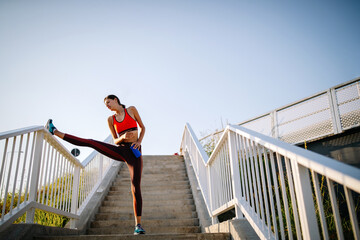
[
  {"xmin": 205, "ymin": 219, "xmax": 260, "ymax": 240},
  {"xmin": 298, "ymin": 127, "xmax": 360, "ymax": 168}
]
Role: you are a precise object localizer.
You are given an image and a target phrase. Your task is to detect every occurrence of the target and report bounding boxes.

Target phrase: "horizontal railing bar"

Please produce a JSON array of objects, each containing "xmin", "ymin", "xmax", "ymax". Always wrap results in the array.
[
  {"xmin": 199, "ymin": 129, "xmax": 224, "ymax": 142},
  {"xmin": 236, "ymin": 76, "xmax": 360, "ymax": 126},
  {"xmin": 0, "ymin": 126, "xmax": 43, "ymax": 140},
  {"xmin": 212, "ymin": 199, "xmax": 236, "ymax": 216},
  {"xmin": 32, "ymin": 201, "xmax": 79, "ymax": 219},
  {"xmin": 0, "ymin": 201, "xmax": 33, "ymax": 232},
  {"xmin": 0, "ymin": 126, "xmax": 83, "ymax": 167}
]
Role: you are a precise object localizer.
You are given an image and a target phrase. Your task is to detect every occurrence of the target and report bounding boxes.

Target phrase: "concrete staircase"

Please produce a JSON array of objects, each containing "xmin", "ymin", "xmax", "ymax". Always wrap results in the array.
[{"xmin": 35, "ymin": 155, "xmax": 230, "ymax": 240}]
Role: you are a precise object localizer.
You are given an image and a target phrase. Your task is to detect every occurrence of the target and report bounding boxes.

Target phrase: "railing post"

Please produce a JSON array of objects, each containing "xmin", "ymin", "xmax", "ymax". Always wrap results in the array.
[
  {"xmin": 228, "ymin": 130, "xmax": 244, "ymax": 219},
  {"xmin": 271, "ymin": 111, "xmax": 279, "ymax": 139},
  {"xmin": 291, "ymin": 160, "xmax": 320, "ymax": 239},
  {"xmin": 25, "ymin": 131, "xmax": 44, "ymax": 223},
  {"xmin": 328, "ymin": 88, "xmax": 342, "ymax": 134},
  {"xmin": 70, "ymin": 165, "xmax": 80, "ymax": 228},
  {"xmin": 99, "ymin": 155, "xmax": 103, "ymax": 180},
  {"xmin": 207, "ymin": 166, "xmax": 217, "ymax": 224}
]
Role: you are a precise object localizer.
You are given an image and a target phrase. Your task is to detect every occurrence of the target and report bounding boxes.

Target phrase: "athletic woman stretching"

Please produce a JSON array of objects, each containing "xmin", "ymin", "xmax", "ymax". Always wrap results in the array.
[{"xmin": 45, "ymin": 95, "xmax": 146, "ymax": 235}]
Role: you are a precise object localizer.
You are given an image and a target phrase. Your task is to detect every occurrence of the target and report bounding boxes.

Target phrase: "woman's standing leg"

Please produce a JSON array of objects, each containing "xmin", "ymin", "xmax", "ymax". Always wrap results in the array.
[
  {"xmin": 127, "ymin": 155, "xmax": 143, "ymax": 224},
  {"xmin": 125, "ymin": 149, "xmax": 145, "ymax": 235}
]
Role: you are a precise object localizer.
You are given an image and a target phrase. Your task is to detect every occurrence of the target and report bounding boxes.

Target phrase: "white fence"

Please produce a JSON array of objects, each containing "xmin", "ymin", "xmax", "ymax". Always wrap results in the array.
[
  {"xmin": 0, "ymin": 126, "xmax": 116, "ymax": 231},
  {"xmin": 200, "ymin": 77, "xmax": 360, "ymax": 147},
  {"xmin": 181, "ymin": 123, "xmax": 360, "ymax": 239}
]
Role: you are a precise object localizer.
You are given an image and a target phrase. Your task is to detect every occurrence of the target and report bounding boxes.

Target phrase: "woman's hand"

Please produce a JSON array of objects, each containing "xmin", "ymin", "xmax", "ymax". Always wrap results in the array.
[{"xmin": 131, "ymin": 140, "xmax": 141, "ymax": 150}]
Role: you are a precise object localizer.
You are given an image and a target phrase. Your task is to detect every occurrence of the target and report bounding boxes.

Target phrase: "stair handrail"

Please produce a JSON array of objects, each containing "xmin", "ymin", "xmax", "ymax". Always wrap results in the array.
[
  {"xmin": 181, "ymin": 123, "xmax": 360, "ymax": 239},
  {"xmin": 0, "ymin": 126, "xmax": 115, "ymax": 231}
]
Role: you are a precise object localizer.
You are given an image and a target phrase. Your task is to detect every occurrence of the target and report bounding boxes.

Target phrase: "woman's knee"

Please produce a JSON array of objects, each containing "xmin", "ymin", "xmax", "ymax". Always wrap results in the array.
[{"xmin": 131, "ymin": 183, "xmax": 141, "ymax": 195}]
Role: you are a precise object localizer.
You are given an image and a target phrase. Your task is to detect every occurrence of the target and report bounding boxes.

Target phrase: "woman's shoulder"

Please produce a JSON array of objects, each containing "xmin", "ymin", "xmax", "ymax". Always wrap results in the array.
[
  {"xmin": 107, "ymin": 115, "xmax": 114, "ymax": 123},
  {"xmin": 127, "ymin": 106, "xmax": 137, "ymax": 112},
  {"xmin": 126, "ymin": 106, "xmax": 138, "ymax": 118}
]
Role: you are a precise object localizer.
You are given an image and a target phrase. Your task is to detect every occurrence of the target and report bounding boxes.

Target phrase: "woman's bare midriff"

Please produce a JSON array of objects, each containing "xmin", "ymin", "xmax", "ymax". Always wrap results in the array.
[{"xmin": 122, "ymin": 130, "xmax": 138, "ymax": 143}]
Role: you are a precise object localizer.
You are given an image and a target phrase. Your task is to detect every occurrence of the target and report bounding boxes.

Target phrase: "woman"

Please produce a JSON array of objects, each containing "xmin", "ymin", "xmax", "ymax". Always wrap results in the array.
[{"xmin": 45, "ymin": 95, "xmax": 146, "ymax": 235}]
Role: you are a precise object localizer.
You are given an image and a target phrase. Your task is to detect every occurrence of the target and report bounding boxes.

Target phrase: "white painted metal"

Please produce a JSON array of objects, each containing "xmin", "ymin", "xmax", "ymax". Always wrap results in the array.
[
  {"xmin": 327, "ymin": 178, "xmax": 344, "ymax": 240},
  {"xmin": 181, "ymin": 123, "xmax": 360, "ymax": 239},
  {"xmin": 344, "ymin": 187, "xmax": 360, "ymax": 240},
  {"xmin": 228, "ymin": 132, "xmax": 243, "ymax": 219},
  {"xmin": 276, "ymin": 153, "xmax": 292, "ymax": 240},
  {"xmin": 269, "ymin": 151, "xmax": 285, "ymax": 240},
  {"xmin": 26, "ymin": 131, "xmax": 44, "ymax": 223},
  {"xmin": 0, "ymin": 126, "xmax": 115, "ymax": 231},
  {"xmin": 259, "ymin": 146, "xmax": 273, "ymax": 239},
  {"xmin": 200, "ymin": 77, "xmax": 360, "ymax": 146},
  {"xmin": 284, "ymin": 157, "xmax": 301, "ymax": 240}
]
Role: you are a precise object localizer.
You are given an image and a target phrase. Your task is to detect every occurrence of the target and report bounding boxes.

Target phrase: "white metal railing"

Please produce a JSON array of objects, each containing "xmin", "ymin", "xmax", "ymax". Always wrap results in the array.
[
  {"xmin": 0, "ymin": 126, "xmax": 116, "ymax": 231},
  {"xmin": 200, "ymin": 77, "xmax": 360, "ymax": 147},
  {"xmin": 181, "ymin": 123, "xmax": 360, "ymax": 239}
]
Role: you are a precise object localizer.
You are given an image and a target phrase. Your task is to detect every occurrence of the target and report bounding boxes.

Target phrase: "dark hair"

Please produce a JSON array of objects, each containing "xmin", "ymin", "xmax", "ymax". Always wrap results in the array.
[{"xmin": 104, "ymin": 94, "xmax": 126, "ymax": 108}]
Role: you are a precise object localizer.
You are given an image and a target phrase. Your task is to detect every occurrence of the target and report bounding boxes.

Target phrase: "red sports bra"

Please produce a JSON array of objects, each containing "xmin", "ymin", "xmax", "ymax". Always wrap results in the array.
[{"xmin": 113, "ymin": 109, "xmax": 138, "ymax": 136}]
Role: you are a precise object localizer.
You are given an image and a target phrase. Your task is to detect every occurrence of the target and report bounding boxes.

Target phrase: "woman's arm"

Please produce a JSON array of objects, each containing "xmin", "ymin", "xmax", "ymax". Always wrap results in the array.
[
  {"xmin": 129, "ymin": 106, "xmax": 145, "ymax": 150},
  {"xmin": 107, "ymin": 116, "xmax": 128, "ymax": 145}
]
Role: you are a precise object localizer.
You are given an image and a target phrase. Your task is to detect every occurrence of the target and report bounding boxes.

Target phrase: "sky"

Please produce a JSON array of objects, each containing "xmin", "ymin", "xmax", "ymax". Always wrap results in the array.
[{"xmin": 0, "ymin": 0, "xmax": 360, "ymax": 160}]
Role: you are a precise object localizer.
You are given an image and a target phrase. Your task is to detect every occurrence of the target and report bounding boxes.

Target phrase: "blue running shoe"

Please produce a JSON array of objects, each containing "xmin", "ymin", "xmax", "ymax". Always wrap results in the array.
[
  {"xmin": 45, "ymin": 119, "xmax": 56, "ymax": 135},
  {"xmin": 134, "ymin": 224, "xmax": 145, "ymax": 235}
]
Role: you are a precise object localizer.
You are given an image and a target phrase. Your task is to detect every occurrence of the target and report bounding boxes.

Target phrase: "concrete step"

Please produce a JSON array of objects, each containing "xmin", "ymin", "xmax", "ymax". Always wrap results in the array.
[
  {"xmin": 119, "ymin": 171, "xmax": 188, "ymax": 178},
  {"xmin": 117, "ymin": 174, "xmax": 188, "ymax": 183},
  {"xmin": 119, "ymin": 166, "xmax": 186, "ymax": 173},
  {"xmin": 141, "ymin": 162, "xmax": 185, "ymax": 167},
  {"xmin": 35, "ymin": 233, "xmax": 231, "ymax": 240},
  {"xmin": 98, "ymin": 204, "xmax": 196, "ymax": 214},
  {"xmin": 143, "ymin": 155, "xmax": 184, "ymax": 161},
  {"xmin": 87, "ymin": 225, "xmax": 201, "ymax": 235},
  {"xmin": 95, "ymin": 211, "xmax": 197, "ymax": 221},
  {"xmin": 109, "ymin": 184, "xmax": 190, "ymax": 192},
  {"xmin": 140, "ymin": 161, "xmax": 185, "ymax": 167},
  {"xmin": 113, "ymin": 179, "xmax": 190, "ymax": 186},
  {"xmin": 133, "ymin": 163, "xmax": 186, "ymax": 169},
  {"xmin": 118, "ymin": 172, "xmax": 188, "ymax": 179},
  {"xmin": 105, "ymin": 193, "xmax": 193, "ymax": 202},
  {"xmin": 102, "ymin": 198, "xmax": 194, "ymax": 207},
  {"xmin": 107, "ymin": 188, "xmax": 192, "ymax": 196},
  {"xmin": 91, "ymin": 218, "xmax": 199, "ymax": 228}
]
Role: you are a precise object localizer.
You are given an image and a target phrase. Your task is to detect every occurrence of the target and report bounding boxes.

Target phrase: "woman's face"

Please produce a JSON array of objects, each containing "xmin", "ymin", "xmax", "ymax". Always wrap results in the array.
[{"xmin": 104, "ymin": 98, "xmax": 117, "ymax": 111}]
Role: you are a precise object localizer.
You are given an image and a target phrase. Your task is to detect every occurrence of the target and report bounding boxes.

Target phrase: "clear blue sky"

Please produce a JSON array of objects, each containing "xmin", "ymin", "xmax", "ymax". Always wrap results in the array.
[{"xmin": 1, "ymin": 0, "xmax": 359, "ymax": 160}]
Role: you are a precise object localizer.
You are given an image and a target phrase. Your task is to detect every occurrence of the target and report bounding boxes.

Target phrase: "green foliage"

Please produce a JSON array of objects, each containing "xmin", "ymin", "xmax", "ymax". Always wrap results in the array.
[
  {"xmin": 203, "ymin": 139, "xmax": 216, "ymax": 157},
  {"xmin": 201, "ymin": 133, "xmax": 220, "ymax": 157},
  {"xmin": 0, "ymin": 175, "xmax": 71, "ymax": 228}
]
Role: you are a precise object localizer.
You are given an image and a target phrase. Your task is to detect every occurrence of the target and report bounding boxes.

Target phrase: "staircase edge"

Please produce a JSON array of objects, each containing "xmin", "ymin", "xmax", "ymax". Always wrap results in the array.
[{"xmin": 182, "ymin": 153, "xmax": 212, "ymax": 232}]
